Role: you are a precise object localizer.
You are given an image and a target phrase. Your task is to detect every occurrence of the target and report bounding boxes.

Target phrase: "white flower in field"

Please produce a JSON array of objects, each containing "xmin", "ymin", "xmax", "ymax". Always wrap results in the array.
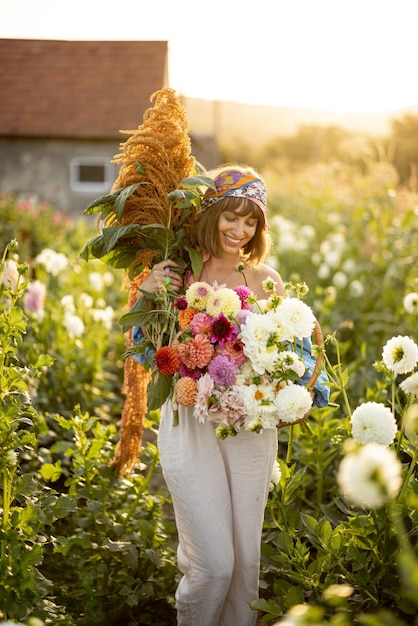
[
  {"xmin": 61, "ymin": 294, "xmax": 75, "ymax": 313},
  {"xmin": 403, "ymin": 292, "xmax": 418, "ymax": 315},
  {"xmin": 324, "ymin": 249, "xmax": 341, "ymax": 269},
  {"xmin": 382, "ymin": 335, "xmax": 418, "ymax": 375},
  {"xmin": 63, "ymin": 311, "xmax": 85, "ymax": 338},
  {"xmin": 274, "ymin": 383, "xmax": 313, "ymax": 423},
  {"xmin": 333, "ymin": 271, "xmax": 348, "ymax": 289},
  {"xmin": 103, "ymin": 271, "xmax": 115, "ymax": 286},
  {"xmin": 274, "ymin": 298, "xmax": 316, "ymax": 340},
  {"xmin": 88, "ymin": 271, "xmax": 104, "ymax": 292},
  {"xmin": 311, "ymin": 252, "xmax": 321, "ymax": 266},
  {"xmin": 403, "ymin": 404, "xmax": 418, "ymax": 443},
  {"xmin": 1, "ymin": 259, "xmax": 19, "ymax": 289},
  {"xmin": 274, "ymin": 603, "xmax": 312, "ymax": 625},
  {"xmin": 318, "ymin": 263, "xmax": 331, "ymax": 280},
  {"xmin": 351, "ymin": 402, "xmax": 397, "ymax": 446},
  {"xmin": 337, "ymin": 442, "xmax": 402, "ymax": 509},
  {"xmin": 269, "ymin": 459, "xmax": 282, "ymax": 491},
  {"xmin": 91, "ymin": 306, "xmax": 114, "ymax": 329},
  {"xmin": 36, "ymin": 248, "xmax": 68, "ymax": 276},
  {"xmin": 349, "ymin": 279, "xmax": 365, "ymax": 298},
  {"xmin": 79, "ymin": 292, "xmax": 94, "ymax": 308},
  {"xmin": 342, "ymin": 258, "xmax": 356, "ymax": 274},
  {"xmin": 300, "ymin": 224, "xmax": 315, "ymax": 241},
  {"xmin": 399, "ymin": 371, "xmax": 418, "ymax": 395}
]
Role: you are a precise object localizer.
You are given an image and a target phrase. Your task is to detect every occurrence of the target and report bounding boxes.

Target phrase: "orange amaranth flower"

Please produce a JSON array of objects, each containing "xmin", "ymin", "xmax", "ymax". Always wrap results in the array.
[
  {"xmin": 155, "ymin": 346, "xmax": 180, "ymax": 375},
  {"xmin": 176, "ymin": 377, "xmax": 198, "ymax": 406}
]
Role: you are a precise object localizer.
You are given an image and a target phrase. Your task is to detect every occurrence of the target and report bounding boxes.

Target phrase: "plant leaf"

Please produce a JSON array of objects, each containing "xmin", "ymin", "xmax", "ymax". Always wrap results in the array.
[
  {"xmin": 83, "ymin": 190, "xmax": 120, "ymax": 216},
  {"xmin": 114, "ymin": 183, "xmax": 144, "ymax": 220},
  {"xmin": 180, "ymin": 175, "xmax": 216, "ymax": 190},
  {"xmin": 185, "ymin": 246, "xmax": 203, "ymax": 279},
  {"xmin": 147, "ymin": 374, "xmax": 172, "ymax": 411}
]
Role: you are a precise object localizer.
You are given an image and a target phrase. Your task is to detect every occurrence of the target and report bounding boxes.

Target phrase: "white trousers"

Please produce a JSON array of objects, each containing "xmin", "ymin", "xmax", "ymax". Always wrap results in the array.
[{"xmin": 158, "ymin": 402, "xmax": 278, "ymax": 626}]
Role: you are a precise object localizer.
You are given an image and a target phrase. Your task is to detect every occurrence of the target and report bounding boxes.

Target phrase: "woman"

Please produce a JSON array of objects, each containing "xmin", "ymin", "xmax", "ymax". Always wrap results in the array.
[{"xmin": 139, "ymin": 165, "xmax": 329, "ymax": 626}]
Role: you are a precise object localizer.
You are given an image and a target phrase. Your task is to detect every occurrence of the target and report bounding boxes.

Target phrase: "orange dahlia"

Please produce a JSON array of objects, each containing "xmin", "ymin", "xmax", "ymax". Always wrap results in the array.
[
  {"xmin": 178, "ymin": 306, "xmax": 199, "ymax": 330},
  {"xmin": 178, "ymin": 334, "xmax": 214, "ymax": 369},
  {"xmin": 155, "ymin": 346, "xmax": 180, "ymax": 375},
  {"xmin": 176, "ymin": 377, "xmax": 198, "ymax": 406}
]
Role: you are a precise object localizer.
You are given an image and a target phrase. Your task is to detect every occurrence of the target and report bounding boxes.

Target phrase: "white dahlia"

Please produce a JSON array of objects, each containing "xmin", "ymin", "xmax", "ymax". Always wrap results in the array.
[
  {"xmin": 350, "ymin": 402, "xmax": 397, "ymax": 446},
  {"xmin": 273, "ymin": 383, "xmax": 313, "ymax": 423},
  {"xmin": 382, "ymin": 335, "xmax": 418, "ymax": 375},
  {"xmin": 337, "ymin": 443, "xmax": 402, "ymax": 509}
]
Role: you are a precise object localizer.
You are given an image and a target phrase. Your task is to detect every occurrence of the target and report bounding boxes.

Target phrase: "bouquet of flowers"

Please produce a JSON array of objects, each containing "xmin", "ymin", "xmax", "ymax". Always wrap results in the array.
[{"xmin": 153, "ymin": 277, "xmax": 321, "ymax": 437}]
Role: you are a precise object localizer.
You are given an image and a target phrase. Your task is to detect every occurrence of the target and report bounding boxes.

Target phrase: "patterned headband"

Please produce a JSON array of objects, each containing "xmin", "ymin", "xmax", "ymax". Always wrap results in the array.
[{"xmin": 201, "ymin": 172, "xmax": 268, "ymax": 229}]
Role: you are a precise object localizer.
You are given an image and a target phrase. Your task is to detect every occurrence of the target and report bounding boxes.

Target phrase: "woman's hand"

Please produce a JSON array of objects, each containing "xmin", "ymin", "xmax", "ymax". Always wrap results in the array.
[{"xmin": 139, "ymin": 260, "xmax": 183, "ymax": 294}]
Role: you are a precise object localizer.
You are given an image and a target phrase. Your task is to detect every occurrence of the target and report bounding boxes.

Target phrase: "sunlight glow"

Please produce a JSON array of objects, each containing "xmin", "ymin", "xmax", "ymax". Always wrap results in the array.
[{"xmin": 2, "ymin": 0, "xmax": 418, "ymax": 114}]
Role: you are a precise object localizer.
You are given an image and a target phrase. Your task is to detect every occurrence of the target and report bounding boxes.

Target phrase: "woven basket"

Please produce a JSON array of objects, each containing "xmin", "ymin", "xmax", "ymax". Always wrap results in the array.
[{"xmin": 276, "ymin": 318, "xmax": 325, "ymax": 429}]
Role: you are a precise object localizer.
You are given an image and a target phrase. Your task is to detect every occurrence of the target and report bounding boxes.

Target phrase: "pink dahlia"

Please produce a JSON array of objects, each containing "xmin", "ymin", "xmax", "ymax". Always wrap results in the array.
[
  {"xmin": 234, "ymin": 286, "xmax": 252, "ymax": 309},
  {"xmin": 217, "ymin": 337, "xmax": 247, "ymax": 367},
  {"xmin": 190, "ymin": 312, "xmax": 213, "ymax": 336},
  {"xmin": 194, "ymin": 373, "xmax": 215, "ymax": 422}
]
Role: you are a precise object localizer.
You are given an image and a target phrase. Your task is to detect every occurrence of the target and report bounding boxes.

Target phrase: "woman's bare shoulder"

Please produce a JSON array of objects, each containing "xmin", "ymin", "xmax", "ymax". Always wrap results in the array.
[{"xmin": 245, "ymin": 263, "xmax": 285, "ymax": 296}]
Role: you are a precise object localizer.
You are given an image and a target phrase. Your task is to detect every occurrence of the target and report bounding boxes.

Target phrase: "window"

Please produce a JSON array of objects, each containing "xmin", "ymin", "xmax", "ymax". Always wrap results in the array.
[{"xmin": 70, "ymin": 157, "xmax": 114, "ymax": 193}]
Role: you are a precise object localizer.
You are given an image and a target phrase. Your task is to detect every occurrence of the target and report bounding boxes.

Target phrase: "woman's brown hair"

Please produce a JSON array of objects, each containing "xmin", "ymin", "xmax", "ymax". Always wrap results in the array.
[{"xmin": 194, "ymin": 165, "xmax": 271, "ymax": 264}]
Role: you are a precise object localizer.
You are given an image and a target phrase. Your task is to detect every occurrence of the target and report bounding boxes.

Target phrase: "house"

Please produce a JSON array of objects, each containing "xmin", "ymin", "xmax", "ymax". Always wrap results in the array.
[{"xmin": 0, "ymin": 39, "xmax": 218, "ymax": 215}]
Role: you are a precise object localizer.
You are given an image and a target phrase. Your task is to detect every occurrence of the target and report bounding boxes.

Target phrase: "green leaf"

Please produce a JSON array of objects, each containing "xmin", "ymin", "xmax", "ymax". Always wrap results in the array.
[
  {"xmin": 119, "ymin": 309, "xmax": 165, "ymax": 333},
  {"xmin": 114, "ymin": 183, "xmax": 143, "ymax": 220},
  {"xmin": 180, "ymin": 175, "xmax": 216, "ymax": 190},
  {"xmin": 81, "ymin": 224, "xmax": 143, "ymax": 261},
  {"xmin": 53, "ymin": 494, "xmax": 78, "ymax": 518},
  {"xmin": 83, "ymin": 190, "xmax": 119, "ymax": 215},
  {"xmin": 300, "ymin": 512, "xmax": 319, "ymax": 535},
  {"xmin": 147, "ymin": 374, "xmax": 172, "ymax": 411},
  {"xmin": 136, "ymin": 160, "xmax": 146, "ymax": 175},
  {"xmin": 33, "ymin": 354, "xmax": 54, "ymax": 368},
  {"xmin": 40, "ymin": 461, "xmax": 63, "ymax": 482},
  {"xmin": 167, "ymin": 189, "xmax": 188, "ymax": 202},
  {"xmin": 185, "ymin": 246, "xmax": 203, "ymax": 279}
]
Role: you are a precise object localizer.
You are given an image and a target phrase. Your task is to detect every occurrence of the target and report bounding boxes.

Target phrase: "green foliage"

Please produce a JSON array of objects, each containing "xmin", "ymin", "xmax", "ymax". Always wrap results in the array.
[
  {"xmin": 0, "ymin": 241, "xmax": 75, "ymax": 623},
  {"xmin": 42, "ymin": 408, "xmax": 177, "ymax": 625},
  {"xmin": 0, "ymin": 231, "xmax": 177, "ymax": 624},
  {"xmin": 256, "ymin": 335, "xmax": 418, "ymax": 625}
]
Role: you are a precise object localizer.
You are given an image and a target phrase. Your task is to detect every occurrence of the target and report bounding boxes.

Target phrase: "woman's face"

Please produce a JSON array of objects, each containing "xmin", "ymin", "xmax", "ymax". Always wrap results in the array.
[{"xmin": 217, "ymin": 206, "xmax": 258, "ymax": 254}]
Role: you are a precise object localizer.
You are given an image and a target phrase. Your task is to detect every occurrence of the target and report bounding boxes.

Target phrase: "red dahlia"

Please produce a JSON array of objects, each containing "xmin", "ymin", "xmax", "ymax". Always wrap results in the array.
[{"xmin": 155, "ymin": 346, "xmax": 180, "ymax": 375}]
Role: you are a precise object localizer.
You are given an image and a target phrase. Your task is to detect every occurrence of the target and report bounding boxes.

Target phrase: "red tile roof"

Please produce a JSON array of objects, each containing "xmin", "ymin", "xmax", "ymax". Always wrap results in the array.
[{"xmin": 0, "ymin": 39, "xmax": 168, "ymax": 139}]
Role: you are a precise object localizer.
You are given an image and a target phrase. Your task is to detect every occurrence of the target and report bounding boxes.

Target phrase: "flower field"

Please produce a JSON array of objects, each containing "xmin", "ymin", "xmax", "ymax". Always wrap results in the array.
[{"xmin": 0, "ymin": 156, "xmax": 417, "ymax": 626}]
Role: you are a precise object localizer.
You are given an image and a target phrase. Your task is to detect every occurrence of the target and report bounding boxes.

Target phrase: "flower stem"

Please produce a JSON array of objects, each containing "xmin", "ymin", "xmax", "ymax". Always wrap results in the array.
[{"xmin": 286, "ymin": 426, "xmax": 294, "ymax": 464}]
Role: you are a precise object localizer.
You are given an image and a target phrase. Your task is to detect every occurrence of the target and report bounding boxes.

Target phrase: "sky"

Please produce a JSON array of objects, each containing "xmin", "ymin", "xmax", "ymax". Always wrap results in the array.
[{"xmin": 2, "ymin": 0, "xmax": 418, "ymax": 114}]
